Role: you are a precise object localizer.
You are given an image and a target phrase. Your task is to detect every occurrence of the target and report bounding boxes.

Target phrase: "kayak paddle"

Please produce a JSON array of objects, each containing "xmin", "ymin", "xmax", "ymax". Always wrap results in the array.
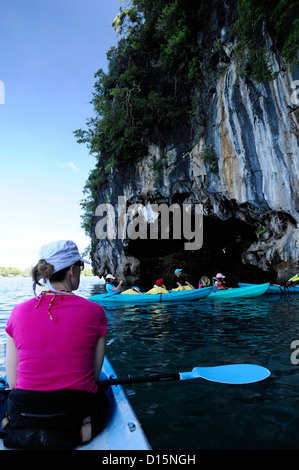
[
  {"xmin": 96, "ymin": 364, "xmax": 270, "ymax": 386},
  {"xmin": 0, "ymin": 364, "xmax": 270, "ymax": 393},
  {"xmin": 103, "ymin": 291, "xmax": 122, "ymax": 298}
]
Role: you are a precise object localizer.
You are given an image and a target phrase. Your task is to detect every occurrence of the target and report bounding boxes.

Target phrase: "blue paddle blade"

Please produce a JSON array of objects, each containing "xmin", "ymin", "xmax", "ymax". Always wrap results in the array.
[{"xmin": 179, "ymin": 364, "xmax": 270, "ymax": 384}]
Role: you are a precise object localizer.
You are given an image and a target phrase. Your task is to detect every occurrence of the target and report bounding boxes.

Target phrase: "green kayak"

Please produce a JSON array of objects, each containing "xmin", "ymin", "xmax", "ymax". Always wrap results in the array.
[{"xmin": 208, "ymin": 283, "xmax": 270, "ymax": 300}]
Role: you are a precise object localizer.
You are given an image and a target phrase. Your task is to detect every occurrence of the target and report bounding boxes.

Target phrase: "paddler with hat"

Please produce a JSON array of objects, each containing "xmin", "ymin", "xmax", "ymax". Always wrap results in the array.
[{"xmin": 172, "ymin": 268, "xmax": 195, "ymax": 291}]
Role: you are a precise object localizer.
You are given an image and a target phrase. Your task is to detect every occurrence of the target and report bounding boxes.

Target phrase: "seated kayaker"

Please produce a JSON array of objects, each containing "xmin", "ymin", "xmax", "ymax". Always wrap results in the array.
[
  {"xmin": 172, "ymin": 268, "xmax": 195, "ymax": 291},
  {"xmin": 105, "ymin": 274, "xmax": 123, "ymax": 294},
  {"xmin": 146, "ymin": 279, "xmax": 169, "ymax": 294},
  {"xmin": 198, "ymin": 275, "xmax": 211, "ymax": 289},
  {"xmin": 4, "ymin": 240, "xmax": 109, "ymax": 450},
  {"xmin": 213, "ymin": 273, "xmax": 227, "ymax": 289},
  {"xmin": 121, "ymin": 286, "xmax": 142, "ymax": 294},
  {"xmin": 156, "ymin": 278, "xmax": 168, "ymax": 290}
]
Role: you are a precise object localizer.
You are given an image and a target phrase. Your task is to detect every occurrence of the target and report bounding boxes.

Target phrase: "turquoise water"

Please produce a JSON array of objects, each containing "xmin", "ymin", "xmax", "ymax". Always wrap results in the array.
[{"xmin": 1, "ymin": 276, "xmax": 299, "ymax": 449}]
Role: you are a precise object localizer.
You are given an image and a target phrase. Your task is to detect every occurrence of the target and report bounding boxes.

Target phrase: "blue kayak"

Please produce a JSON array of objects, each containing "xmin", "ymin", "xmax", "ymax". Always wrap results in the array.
[
  {"xmin": 89, "ymin": 286, "xmax": 213, "ymax": 305},
  {"xmin": 0, "ymin": 357, "xmax": 151, "ymax": 450},
  {"xmin": 238, "ymin": 282, "xmax": 299, "ymax": 295},
  {"xmin": 208, "ymin": 283, "xmax": 270, "ymax": 300}
]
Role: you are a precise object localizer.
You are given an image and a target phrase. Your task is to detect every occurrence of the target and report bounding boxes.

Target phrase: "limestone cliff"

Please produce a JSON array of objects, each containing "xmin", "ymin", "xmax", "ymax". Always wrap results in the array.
[
  {"xmin": 206, "ymin": 55, "xmax": 299, "ymax": 283},
  {"xmin": 83, "ymin": 1, "xmax": 299, "ymax": 286}
]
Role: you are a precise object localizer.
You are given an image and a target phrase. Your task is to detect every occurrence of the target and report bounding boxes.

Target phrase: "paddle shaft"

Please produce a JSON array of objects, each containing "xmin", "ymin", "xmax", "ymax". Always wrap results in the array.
[
  {"xmin": 0, "ymin": 373, "xmax": 181, "ymax": 393},
  {"xmin": 103, "ymin": 291, "xmax": 122, "ymax": 298},
  {"xmin": 96, "ymin": 373, "xmax": 180, "ymax": 386}
]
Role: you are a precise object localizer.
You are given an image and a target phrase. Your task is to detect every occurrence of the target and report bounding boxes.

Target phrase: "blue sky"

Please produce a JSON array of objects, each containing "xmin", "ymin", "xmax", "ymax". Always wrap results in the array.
[{"xmin": 0, "ymin": 0, "xmax": 121, "ymax": 269}]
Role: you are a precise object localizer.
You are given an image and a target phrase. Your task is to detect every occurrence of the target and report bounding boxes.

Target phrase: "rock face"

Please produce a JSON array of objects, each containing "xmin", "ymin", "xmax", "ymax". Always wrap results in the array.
[
  {"xmin": 206, "ymin": 57, "xmax": 299, "ymax": 283},
  {"xmin": 91, "ymin": 14, "xmax": 299, "ymax": 286}
]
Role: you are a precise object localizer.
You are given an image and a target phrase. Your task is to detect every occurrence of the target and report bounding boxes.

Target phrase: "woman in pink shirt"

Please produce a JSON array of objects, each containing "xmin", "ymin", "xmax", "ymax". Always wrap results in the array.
[{"xmin": 3, "ymin": 240, "xmax": 108, "ymax": 449}]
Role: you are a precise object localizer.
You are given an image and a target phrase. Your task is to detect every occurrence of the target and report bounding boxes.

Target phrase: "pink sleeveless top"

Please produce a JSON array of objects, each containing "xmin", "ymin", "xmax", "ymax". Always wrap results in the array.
[{"xmin": 6, "ymin": 293, "xmax": 107, "ymax": 393}]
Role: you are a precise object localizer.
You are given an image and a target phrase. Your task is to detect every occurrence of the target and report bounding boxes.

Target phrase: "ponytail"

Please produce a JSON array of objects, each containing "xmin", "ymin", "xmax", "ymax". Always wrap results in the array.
[{"xmin": 31, "ymin": 260, "xmax": 55, "ymax": 286}]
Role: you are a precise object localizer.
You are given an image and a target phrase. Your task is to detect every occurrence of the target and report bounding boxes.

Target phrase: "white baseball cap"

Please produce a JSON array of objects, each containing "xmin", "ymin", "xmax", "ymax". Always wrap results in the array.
[
  {"xmin": 33, "ymin": 240, "xmax": 90, "ymax": 297},
  {"xmin": 106, "ymin": 274, "xmax": 116, "ymax": 280},
  {"xmin": 38, "ymin": 240, "xmax": 90, "ymax": 276}
]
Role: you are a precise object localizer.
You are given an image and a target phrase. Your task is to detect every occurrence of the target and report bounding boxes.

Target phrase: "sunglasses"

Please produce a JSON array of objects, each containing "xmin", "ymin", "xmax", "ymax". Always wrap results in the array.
[{"xmin": 73, "ymin": 260, "xmax": 85, "ymax": 271}]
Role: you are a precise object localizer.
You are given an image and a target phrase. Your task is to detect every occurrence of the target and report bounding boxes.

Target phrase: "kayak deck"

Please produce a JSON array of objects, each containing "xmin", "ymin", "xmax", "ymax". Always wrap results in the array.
[
  {"xmin": 76, "ymin": 357, "xmax": 151, "ymax": 450},
  {"xmin": 0, "ymin": 357, "xmax": 151, "ymax": 451}
]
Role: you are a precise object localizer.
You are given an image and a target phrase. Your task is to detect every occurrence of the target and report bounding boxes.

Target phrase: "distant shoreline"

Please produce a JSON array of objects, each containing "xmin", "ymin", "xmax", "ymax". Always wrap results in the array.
[
  {"xmin": 0, "ymin": 275, "xmax": 29, "ymax": 278},
  {"xmin": 0, "ymin": 268, "xmax": 95, "ymax": 278}
]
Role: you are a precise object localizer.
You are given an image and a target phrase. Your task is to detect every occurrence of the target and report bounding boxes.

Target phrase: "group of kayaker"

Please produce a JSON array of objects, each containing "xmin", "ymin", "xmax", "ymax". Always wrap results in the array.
[
  {"xmin": 104, "ymin": 269, "xmax": 299, "ymax": 295},
  {"xmin": 104, "ymin": 269, "xmax": 229, "ymax": 295}
]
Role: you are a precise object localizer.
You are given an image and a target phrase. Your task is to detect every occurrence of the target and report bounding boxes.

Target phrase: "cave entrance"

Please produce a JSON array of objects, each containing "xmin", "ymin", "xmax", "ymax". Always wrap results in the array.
[{"xmin": 126, "ymin": 215, "xmax": 276, "ymax": 287}]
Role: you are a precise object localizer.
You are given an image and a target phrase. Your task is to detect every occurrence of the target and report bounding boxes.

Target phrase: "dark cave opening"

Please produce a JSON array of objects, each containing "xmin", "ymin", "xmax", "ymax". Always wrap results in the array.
[{"xmin": 126, "ymin": 216, "xmax": 277, "ymax": 287}]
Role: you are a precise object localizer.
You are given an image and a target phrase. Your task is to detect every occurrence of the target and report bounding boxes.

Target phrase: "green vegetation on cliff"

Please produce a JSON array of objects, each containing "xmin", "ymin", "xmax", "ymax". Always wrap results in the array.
[
  {"xmin": 74, "ymin": 0, "xmax": 211, "ymax": 163},
  {"xmin": 234, "ymin": 0, "xmax": 299, "ymax": 81},
  {"xmin": 75, "ymin": 0, "xmax": 298, "ymax": 240}
]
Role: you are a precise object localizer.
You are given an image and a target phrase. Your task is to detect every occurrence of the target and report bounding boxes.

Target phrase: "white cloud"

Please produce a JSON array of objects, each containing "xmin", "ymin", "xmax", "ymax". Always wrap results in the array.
[
  {"xmin": 57, "ymin": 161, "xmax": 80, "ymax": 171},
  {"xmin": 67, "ymin": 161, "xmax": 80, "ymax": 171}
]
